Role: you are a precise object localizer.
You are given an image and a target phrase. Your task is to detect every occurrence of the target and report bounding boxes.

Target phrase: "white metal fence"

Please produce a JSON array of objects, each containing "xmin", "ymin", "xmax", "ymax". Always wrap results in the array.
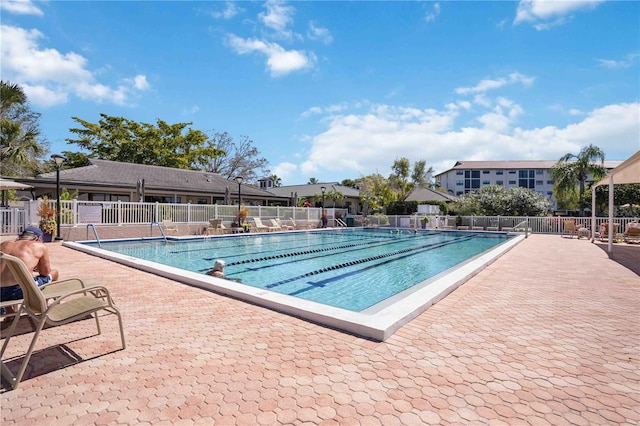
[{"xmin": 1, "ymin": 199, "xmax": 637, "ymax": 236}]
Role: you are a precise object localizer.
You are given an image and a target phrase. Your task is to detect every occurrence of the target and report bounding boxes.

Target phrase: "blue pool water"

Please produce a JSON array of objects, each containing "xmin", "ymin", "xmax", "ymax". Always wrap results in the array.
[{"xmin": 83, "ymin": 228, "xmax": 514, "ymax": 312}]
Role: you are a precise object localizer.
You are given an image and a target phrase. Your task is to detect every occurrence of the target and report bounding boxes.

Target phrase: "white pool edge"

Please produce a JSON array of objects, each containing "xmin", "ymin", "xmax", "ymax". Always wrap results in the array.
[{"xmin": 64, "ymin": 233, "xmax": 524, "ymax": 341}]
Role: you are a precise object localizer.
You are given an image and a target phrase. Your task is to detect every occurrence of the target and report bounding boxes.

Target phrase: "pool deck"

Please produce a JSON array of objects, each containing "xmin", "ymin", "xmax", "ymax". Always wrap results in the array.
[{"xmin": 1, "ymin": 234, "xmax": 638, "ymax": 424}]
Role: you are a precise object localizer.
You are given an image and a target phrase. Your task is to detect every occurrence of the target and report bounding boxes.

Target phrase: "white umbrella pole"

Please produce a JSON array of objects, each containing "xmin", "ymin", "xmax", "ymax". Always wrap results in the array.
[{"xmin": 608, "ymin": 174, "xmax": 614, "ymax": 253}]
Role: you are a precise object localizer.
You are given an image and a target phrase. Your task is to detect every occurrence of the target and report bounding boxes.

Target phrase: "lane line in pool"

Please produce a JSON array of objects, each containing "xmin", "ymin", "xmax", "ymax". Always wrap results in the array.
[
  {"xmin": 197, "ymin": 233, "xmax": 447, "ymax": 272},
  {"xmin": 264, "ymin": 236, "xmax": 472, "ymax": 290},
  {"xmin": 175, "ymin": 230, "xmax": 421, "ymax": 257}
]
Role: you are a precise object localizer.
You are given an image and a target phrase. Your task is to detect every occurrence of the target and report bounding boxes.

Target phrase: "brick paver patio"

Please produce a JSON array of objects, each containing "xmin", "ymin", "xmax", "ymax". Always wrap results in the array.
[{"xmin": 1, "ymin": 234, "xmax": 638, "ymax": 425}]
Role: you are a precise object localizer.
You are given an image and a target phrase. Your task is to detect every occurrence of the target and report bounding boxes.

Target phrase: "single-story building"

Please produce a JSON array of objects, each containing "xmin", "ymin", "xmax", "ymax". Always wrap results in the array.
[
  {"xmin": 9, "ymin": 159, "xmax": 290, "ymax": 206},
  {"xmin": 265, "ymin": 182, "xmax": 362, "ymax": 214}
]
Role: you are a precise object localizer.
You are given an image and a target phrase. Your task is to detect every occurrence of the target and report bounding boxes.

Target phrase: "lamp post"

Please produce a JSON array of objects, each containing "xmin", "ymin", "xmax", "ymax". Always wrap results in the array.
[
  {"xmin": 321, "ymin": 186, "xmax": 326, "ymax": 228},
  {"xmin": 51, "ymin": 154, "xmax": 65, "ymax": 241},
  {"xmin": 234, "ymin": 176, "xmax": 243, "ymax": 215}
]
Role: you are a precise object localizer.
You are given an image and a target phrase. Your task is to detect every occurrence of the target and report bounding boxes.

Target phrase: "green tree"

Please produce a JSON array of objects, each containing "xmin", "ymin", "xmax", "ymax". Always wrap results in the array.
[
  {"xmin": 357, "ymin": 173, "xmax": 395, "ymax": 211},
  {"xmin": 388, "ymin": 157, "xmax": 434, "ymax": 201},
  {"xmin": 66, "ymin": 114, "xmax": 221, "ymax": 170},
  {"xmin": 60, "ymin": 151, "xmax": 91, "ymax": 169},
  {"xmin": 340, "ymin": 178, "xmax": 357, "ymax": 188},
  {"xmin": 0, "ymin": 81, "xmax": 49, "ymax": 176},
  {"xmin": 551, "ymin": 144, "xmax": 607, "ymax": 217},
  {"xmin": 325, "ymin": 189, "xmax": 344, "ymax": 207},
  {"xmin": 454, "ymin": 185, "xmax": 550, "ymax": 216},
  {"xmin": 308, "ymin": 177, "xmax": 318, "ymax": 184},
  {"xmin": 269, "ymin": 175, "xmax": 282, "ymax": 187},
  {"xmin": 199, "ymin": 131, "xmax": 269, "ymax": 183}
]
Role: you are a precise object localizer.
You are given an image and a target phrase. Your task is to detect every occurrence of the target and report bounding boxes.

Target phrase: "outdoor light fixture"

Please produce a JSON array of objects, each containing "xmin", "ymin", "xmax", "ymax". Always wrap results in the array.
[
  {"xmin": 51, "ymin": 154, "xmax": 65, "ymax": 241},
  {"xmin": 235, "ymin": 176, "xmax": 243, "ymax": 214}
]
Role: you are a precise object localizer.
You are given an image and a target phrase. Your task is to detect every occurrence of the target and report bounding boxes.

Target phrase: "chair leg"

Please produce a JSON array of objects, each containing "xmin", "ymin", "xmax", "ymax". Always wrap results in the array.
[
  {"xmin": 12, "ymin": 314, "xmax": 48, "ymax": 389},
  {"xmin": 0, "ymin": 307, "xmax": 23, "ymax": 358}
]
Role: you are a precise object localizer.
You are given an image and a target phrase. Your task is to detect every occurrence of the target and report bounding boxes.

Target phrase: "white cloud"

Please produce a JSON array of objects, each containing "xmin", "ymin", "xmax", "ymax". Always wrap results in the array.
[
  {"xmin": 307, "ymin": 22, "xmax": 333, "ymax": 44},
  {"xmin": 259, "ymin": 0, "xmax": 295, "ymax": 39},
  {"xmin": 226, "ymin": 34, "xmax": 315, "ymax": 77},
  {"xmin": 294, "ymin": 100, "xmax": 638, "ymax": 181},
  {"xmin": 514, "ymin": 0, "xmax": 603, "ymax": 30},
  {"xmin": 596, "ymin": 52, "xmax": 640, "ymax": 69},
  {"xmin": 271, "ymin": 162, "xmax": 298, "ymax": 182},
  {"xmin": 0, "ymin": 0, "xmax": 43, "ymax": 16},
  {"xmin": 0, "ymin": 24, "xmax": 150, "ymax": 107},
  {"xmin": 455, "ymin": 72, "xmax": 534, "ymax": 95},
  {"xmin": 425, "ymin": 2, "xmax": 441, "ymax": 23},
  {"xmin": 211, "ymin": 1, "xmax": 243, "ymax": 20}
]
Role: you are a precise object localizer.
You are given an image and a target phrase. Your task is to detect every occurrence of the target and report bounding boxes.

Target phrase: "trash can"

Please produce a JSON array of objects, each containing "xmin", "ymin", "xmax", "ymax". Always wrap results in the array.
[{"xmin": 346, "ymin": 217, "xmax": 354, "ymax": 227}]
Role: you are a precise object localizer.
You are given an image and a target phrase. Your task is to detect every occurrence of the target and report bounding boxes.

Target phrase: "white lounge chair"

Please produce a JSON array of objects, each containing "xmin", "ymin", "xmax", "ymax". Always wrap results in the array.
[{"xmin": 252, "ymin": 217, "xmax": 278, "ymax": 232}]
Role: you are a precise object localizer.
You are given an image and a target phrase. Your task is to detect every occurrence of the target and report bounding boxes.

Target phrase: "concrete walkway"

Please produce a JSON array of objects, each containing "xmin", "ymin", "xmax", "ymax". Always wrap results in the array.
[{"xmin": 1, "ymin": 234, "xmax": 638, "ymax": 425}]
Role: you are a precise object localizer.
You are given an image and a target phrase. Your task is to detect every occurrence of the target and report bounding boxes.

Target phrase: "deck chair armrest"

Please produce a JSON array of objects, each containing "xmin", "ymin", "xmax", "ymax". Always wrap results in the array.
[
  {"xmin": 40, "ymin": 278, "xmax": 87, "ymax": 292},
  {"xmin": 45, "ymin": 285, "xmax": 115, "ymax": 308}
]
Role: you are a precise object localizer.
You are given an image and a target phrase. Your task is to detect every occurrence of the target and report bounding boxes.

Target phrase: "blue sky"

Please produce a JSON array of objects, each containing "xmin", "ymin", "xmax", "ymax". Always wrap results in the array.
[{"xmin": 1, "ymin": 0, "xmax": 638, "ymax": 185}]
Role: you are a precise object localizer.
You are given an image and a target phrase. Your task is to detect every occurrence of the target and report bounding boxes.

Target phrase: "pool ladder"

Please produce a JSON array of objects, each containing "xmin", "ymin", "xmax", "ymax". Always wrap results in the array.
[
  {"xmin": 86, "ymin": 224, "xmax": 102, "ymax": 248},
  {"xmin": 150, "ymin": 221, "xmax": 167, "ymax": 243}
]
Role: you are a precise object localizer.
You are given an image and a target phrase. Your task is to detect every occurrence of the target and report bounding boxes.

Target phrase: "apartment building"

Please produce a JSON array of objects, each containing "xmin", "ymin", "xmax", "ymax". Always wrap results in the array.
[{"xmin": 435, "ymin": 160, "xmax": 622, "ymax": 210}]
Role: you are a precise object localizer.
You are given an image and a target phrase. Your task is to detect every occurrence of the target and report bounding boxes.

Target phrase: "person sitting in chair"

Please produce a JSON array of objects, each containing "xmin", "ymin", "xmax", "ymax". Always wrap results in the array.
[{"xmin": 1, "ymin": 227, "xmax": 60, "ymax": 321}]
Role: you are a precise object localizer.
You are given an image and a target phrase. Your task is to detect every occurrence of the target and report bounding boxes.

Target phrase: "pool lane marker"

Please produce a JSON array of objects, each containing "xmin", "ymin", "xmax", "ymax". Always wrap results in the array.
[{"xmin": 264, "ymin": 235, "xmax": 472, "ymax": 289}]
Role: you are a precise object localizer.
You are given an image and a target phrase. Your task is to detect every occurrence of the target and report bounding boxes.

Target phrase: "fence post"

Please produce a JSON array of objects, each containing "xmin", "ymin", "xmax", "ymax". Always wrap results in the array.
[{"xmin": 72, "ymin": 199, "xmax": 78, "ymax": 227}]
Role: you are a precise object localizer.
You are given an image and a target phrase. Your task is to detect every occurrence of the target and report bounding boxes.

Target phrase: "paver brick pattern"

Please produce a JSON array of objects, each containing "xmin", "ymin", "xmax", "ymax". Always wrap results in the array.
[{"xmin": 1, "ymin": 234, "xmax": 638, "ymax": 424}]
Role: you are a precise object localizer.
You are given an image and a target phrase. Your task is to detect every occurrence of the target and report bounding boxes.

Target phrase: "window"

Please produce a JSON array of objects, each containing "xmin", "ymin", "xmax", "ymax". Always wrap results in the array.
[
  {"xmin": 456, "ymin": 180, "xmax": 463, "ymax": 186},
  {"xmin": 456, "ymin": 171, "xmax": 464, "ymax": 175},
  {"xmin": 547, "ymin": 180, "xmax": 554, "ymax": 185},
  {"xmin": 509, "ymin": 180, "xmax": 517, "ymax": 185},
  {"xmin": 464, "ymin": 170, "xmax": 480, "ymax": 193},
  {"xmin": 496, "ymin": 180, "xmax": 503, "ymax": 185},
  {"xmin": 519, "ymin": 170, "xmax": 535, "ymax": 189},
  {"xmin": 496, "ymin": 170, "xmax": 504, "ymax": 175},
  {"xmin": 90, "ymin": 193, "xmax": 130, "ymax": 202},
  {"xmin": 509, "ymin": 170, "xmax": 516, "ymax": 174},
  {"xmin": 536, "ymin": 170, "xmax": 544, "ymax": 175},
  {"xmin": 547, "ymin": 191, "xmax": 553, "ymax": 196},
  {"xmin": 482, "ymin": 170, "xmax": 490, "ymax": 174},
  {"xmin": 483, "ymin": 180, "xmax": 490, "ymax": 185},
  {"xmin": 536, "ymin": 180, "xmax": 543, "ymax": 186}
]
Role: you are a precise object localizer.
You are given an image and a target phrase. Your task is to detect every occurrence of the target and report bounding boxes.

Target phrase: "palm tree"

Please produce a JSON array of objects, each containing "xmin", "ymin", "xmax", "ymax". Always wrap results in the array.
[
  {"xmin": 269, "ymin": 174, "xmax": 282, "ymax": 187},
  {"xmin": 307, "ymin": 177, "xmax": 318, "ymax": 184},
  {"xmin": 551, "ymin": 144, "xmax": 607, "ymax": 217},
  {"xmin": 325, "ymin": 189, "xmax": 344, "ymax": 207},
  {"xmin": 0, "ymin": 81, "xmax": 44, "ymax": 175}
]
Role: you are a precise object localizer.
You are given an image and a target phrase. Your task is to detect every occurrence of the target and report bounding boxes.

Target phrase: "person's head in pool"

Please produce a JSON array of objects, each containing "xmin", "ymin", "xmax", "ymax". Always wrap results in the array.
[{"xmin": 206, "ymin": 259, "xmax": 225, "ymax": 278}]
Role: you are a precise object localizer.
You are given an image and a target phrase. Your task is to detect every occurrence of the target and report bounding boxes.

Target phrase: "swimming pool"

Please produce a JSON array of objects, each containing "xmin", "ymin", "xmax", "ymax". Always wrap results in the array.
[{"xmin": 66, "ymin": 228, "xmax": 523, "ymax": 340}]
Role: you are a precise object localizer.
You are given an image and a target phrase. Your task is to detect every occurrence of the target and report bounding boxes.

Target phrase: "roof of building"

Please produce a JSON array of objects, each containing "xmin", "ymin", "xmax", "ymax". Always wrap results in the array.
[
  {"xmin": 435, "ymin": 160, "xmax": 624, "ymax": 176},
  {"xmin": 26, "ymin": 159, "xmax": 285, "ymax": 198},
  {"xmin": 405, "ymin": 187, "xmax": 458, "ymax": 202},
  {"xmin": 267, "ymin": 182, "xmax": 361, "ymax": 198}
]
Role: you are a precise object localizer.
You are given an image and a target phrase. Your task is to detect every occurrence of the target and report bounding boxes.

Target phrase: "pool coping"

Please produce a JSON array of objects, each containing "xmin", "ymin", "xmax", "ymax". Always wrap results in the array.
[{"xmin": 64, "ymin": 232, "xmax": 525, "ymax": 341}]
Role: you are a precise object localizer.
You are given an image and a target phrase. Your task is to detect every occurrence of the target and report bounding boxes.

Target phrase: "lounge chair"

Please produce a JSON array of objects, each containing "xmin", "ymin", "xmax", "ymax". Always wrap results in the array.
[
  {"xmin": 596, "ymin": 223, "xmax": 620, "ymax": 242},
  {"xmin": 623, "ymin": 222, "xmax": 640, "ymax": 244},
  {"xmin": 561, "ymin": 220, "xmax": 578, "ymax": 238},
  {"xmin": 289, "ymin": 218, "xmax": 312, "ymax": 230},
  {"xmin": 252, "ymin": 217, "xmax": 277, "ymax": 232},
  {"xmin": 0, "ymin": 253, "xmax": 125, "ymax": 390},
  {"xmin": 268, "ymin": 219, "xmax": 283, "ymax": 231},
  {"xmin": 206, "ymin": 218, "xmax": 223, "ymax": 235},
  {"xmin": 275, "ymin": 218, "xmax": 294, "ymax": 231},
  {"xmin": 161, "ymin": 219, "xmax": 179, "ymax": 235}
]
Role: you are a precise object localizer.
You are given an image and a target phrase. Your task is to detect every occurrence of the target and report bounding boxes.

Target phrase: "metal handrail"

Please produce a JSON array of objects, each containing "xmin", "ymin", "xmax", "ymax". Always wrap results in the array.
[
  {"xmin": 86, "ymin": 224, "xmax": 101, "ymax": 247},
  {"xmin": 150, "ymin": 221, "xmax": 167, "ymax": 243}
]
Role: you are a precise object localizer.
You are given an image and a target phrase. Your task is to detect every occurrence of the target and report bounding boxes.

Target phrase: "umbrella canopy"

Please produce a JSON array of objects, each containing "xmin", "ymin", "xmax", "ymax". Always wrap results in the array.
[{"xmin": 0, "ymin": 179, "xmax": 33, "ymax": 190}]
